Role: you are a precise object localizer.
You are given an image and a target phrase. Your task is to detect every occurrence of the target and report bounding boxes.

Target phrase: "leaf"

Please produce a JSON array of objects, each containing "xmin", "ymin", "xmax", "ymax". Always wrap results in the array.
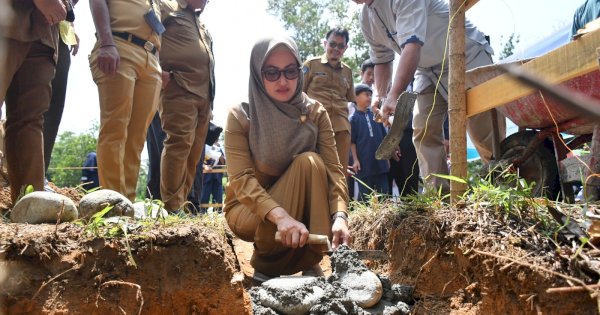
[
  {"xmin": 431, "ymin": 173, "xmax": 467, "ymax": 184},
  {"xmin": 24, "ymin": 185, "xmax": 34, "ymax": 195},
  {"xmin": 91, "ymin": 205, "xmax": 114, "ymax": 225}
]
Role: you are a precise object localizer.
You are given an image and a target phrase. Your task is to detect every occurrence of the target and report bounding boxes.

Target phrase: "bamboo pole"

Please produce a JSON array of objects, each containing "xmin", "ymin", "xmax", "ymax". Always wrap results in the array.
[
  {"xmin": 465, "ymin": 0, "xmax": 479, "ymax": 11},
  {"xmin": 449, "ymin": 0, "xmax": 467, "ymax": 202}
]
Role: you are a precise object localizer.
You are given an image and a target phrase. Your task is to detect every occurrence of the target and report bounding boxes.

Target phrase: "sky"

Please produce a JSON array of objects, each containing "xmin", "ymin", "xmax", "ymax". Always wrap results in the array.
[{"xmin": 59, "ymin": 0, "xmax": 586, "ymax": 140}]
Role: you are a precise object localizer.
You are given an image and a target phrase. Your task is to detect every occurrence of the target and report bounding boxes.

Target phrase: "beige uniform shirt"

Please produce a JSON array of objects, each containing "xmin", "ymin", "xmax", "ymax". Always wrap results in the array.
[
  {"xmin": 108, "ymin": 0, "xmax": 162, "ymax": 49},
  {"xmin": 160, "ymin": 0, "xmax": 215, "ymax": 101},
  {"xmin": 0, "ymin": 1, "xmax": 59, "ymax": 61},
  {"xmin": 224, "ymin": 102, "xmax": 348, "ymax": 221},
  {"xmin": 302, "ymin": 55, "xmax": 355, "ymax": 132}
]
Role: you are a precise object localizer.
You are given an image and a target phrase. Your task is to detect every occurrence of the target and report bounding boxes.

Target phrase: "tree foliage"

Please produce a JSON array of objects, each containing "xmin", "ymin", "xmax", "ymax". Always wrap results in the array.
[
  {"xmin": 267, "ymin": 0, "xmax": 370, "ymax": 80},
  {"xmin": 47, "ymin": 122, "xmax": 98, "ymax": 187},
  {"xmin": 498, "ymin": 33, "xmax": 520, "ymax": 60},
  {"xmin": 136, "ymin": 161, "xmax": 148, "ymax": 200}
]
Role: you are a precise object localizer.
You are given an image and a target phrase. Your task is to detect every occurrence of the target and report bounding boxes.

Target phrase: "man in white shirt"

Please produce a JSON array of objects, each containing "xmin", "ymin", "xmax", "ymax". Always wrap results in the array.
[{"xmin": 352, "ymin": 0, "xmax": 505, "ymax": 192}]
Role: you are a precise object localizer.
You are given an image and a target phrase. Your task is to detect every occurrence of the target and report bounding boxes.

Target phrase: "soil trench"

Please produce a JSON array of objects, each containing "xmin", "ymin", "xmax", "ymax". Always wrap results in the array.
[
  {"xmin": 0, "ymin": 223, "xmax": 251, "ymax": 314},
  {"xmin": 1, "ymin": 202, "xmax": 599, "ymax": 314}
]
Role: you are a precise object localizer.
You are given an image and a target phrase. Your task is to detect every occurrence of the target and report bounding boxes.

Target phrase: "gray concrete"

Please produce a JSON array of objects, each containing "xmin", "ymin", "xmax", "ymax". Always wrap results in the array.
[
  {"xmin": 253, "ymin": 277, "xmax": 327, "ymax": 314},
  {"xmin": 338, "ymin": 270, "xmax": 383, "ymax": 308},
  {"xmin": 10, "ymin": 191, "xmax": 78, "ymax": 223},
  {"xmin": 250, "ymin": 245, "xmax": 415, "ymax": 314}
]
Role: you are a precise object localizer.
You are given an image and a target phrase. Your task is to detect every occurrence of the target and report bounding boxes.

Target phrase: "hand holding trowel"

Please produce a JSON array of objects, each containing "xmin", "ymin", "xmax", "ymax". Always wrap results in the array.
[
  {"xmin": 375, "ymin": 91, "xmax": 417, "ymax": 160},
  {"xmin": 275, "ymin": 232, "xmax": 387, "ymax": 260}
]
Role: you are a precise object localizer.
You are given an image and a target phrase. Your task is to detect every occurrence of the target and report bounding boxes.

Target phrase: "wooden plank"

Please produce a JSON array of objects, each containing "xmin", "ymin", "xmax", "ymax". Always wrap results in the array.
[
  {"xmin": 203, "ymin": 167, "xmax": 227, "ymax": 174},
  {"xmin": 466, "ymin": 27, "xmax": 600, "ymax": 117},
  {"xmin": 465, "ymin": 0, "xmax": 478, "ymax": 11},
  {"xmin": 449, "ymin": 0, "xmax": 468, "ymax": 202},
  {"xmin": 200, "ymin": 203, "xmax": 223, "ymax": 208}
]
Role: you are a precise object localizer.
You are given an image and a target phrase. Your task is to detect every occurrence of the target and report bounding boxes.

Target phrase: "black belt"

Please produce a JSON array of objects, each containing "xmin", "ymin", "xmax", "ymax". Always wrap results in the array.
[{"xmin": 112, "ymin": 31, "xmax": 157, "ymax": 54}]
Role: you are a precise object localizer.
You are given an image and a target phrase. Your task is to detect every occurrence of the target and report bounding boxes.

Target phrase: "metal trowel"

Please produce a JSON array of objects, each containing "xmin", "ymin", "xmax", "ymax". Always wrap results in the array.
[{"xmin": 274, "ymin": 232, "xmax": 387, "ymax": 260}]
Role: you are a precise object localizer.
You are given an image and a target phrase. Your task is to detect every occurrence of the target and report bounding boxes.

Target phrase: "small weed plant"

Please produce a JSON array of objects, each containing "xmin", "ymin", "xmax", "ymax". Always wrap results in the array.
[{"xmin": 463, "ymin": 164, "xmax": 535, "ymax": 217}]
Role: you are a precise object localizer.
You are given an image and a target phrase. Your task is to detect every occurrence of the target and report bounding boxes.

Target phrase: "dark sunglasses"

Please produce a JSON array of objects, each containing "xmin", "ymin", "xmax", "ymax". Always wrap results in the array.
[
  {"xmin": 262, "ymin": 67, "xmax": 301, "ymax": 82},
  {"xmin": 328, "ymin": 41, "xmax": 346, "ymax": 49}
]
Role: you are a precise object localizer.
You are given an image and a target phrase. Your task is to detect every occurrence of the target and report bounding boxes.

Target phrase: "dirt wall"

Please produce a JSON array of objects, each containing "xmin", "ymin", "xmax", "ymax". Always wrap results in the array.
[
  {"xmin": 0, "ymin": 223, "xmax": 251, "ymax": 315},
  {"xmin": 351, "ymin": 208, "xmax": 598, "ymax": 315}
]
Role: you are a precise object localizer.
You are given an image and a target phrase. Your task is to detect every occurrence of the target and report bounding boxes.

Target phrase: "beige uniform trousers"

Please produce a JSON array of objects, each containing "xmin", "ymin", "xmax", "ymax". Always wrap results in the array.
[
  {"xmin": 413, "ymin": 50, "xmax": 506, "ymax": 191},
  {"xmin": 225, "ymin": 152, "xmax": 331, "ymax": 276},
  {"xmin": 90, "ymin": 40, "xmax": 161, "ymax": 201},
  {"xmin": 159, "ymin": 81, "xmax": 210, "ymax": 211},
  {"xmin": 0, "ymin": 39, "xmax": 55, "ymax": 202},
  {"xmin": 335, "ymin": 130, "xmax": 351, "ymax": 172}
]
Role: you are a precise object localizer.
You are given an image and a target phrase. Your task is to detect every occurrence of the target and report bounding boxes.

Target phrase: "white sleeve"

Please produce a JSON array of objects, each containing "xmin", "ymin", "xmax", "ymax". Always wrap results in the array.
[
  {"xmin": 360, "ymin": 6, "xmax": 395, "ymax": 64},
  {"xmin": 393, "ymin": 0, "xmax": 428, "ymax": 47}
]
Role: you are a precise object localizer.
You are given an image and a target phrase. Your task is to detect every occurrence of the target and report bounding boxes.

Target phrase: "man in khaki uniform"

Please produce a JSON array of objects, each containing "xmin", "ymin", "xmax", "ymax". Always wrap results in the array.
[
  {"xmin": 158, "ymin": 0, "xmax": 214, "ymax": 212},
  {"xmin": 0, "ymin": 0, "xmax": 66, "ymax": 202},
  {"xmin": 89, "ymin": 0, "xmax": 163, "ymax": 201},
  {"xmin": 302, "ymin": 27, "xmax": 355, "ymax": 172}
]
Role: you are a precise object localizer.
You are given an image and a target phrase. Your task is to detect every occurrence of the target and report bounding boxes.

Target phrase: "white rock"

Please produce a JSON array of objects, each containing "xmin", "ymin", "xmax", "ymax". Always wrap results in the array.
[
  {"xmin": 339, "ymin": 270, "xmax": 383, "ymax": 308},
  {"xmin": 78, "ymin": 189, "xmax": 134, "ymax": 220},
  {"xmin": 10, "ymin": 191, "xmax": 78, "ymax": 224},
  {"xmin": 133, "ymin": 201, "xmax": 168, "ymax": 220},
  {"xmin": 256, "ymin": 276, "xmax": 325, "ymax": 315}
]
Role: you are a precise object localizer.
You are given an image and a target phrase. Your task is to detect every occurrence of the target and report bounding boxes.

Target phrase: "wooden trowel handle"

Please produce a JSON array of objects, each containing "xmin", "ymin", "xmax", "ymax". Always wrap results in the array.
[{"xmin": 274, "ymin": 232, "xmax": 329, "ymax": 245}]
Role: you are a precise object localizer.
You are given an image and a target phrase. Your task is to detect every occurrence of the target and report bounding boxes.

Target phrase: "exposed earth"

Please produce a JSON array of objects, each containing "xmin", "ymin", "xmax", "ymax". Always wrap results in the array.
[{"xmin": 1, "ymin": 185, "xmax": 600, "ymax": 314}]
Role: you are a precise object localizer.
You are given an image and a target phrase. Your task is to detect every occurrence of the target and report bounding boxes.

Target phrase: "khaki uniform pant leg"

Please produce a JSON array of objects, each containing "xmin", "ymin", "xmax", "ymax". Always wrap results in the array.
[
  {"xmin": 464, "ymin": 45, "xmax": 506, "ymax": 163},
  {"xmin": 91, "ymin": 42, "xmax": 160, "ymax": 201},
  {"xmin": 413, "ymin": 85, "xmax": 449, "ymax": 192},
  {"xmin": 159, "ymin": 81, "xmax": 210, "ymax": 211},
  {"xmin": 229, "ymin": 152, "xmax": 331, "ymax": 276},
  {"xmin": 3, "ymin": 40, "xmax": 55, "ymax": 202},
  {"xmin": 334, "ymin": 130, "xmax": 350, "ymax": 172},
  {"xmin": 124, "ymin": 56, "xmax": 161, "ymax": 200}
]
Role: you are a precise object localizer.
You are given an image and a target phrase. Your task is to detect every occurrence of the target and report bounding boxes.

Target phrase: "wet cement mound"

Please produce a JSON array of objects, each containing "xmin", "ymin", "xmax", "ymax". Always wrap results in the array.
[{"xmin": 250, "ymin": 245, "xmax": 415, "ymax": 314}]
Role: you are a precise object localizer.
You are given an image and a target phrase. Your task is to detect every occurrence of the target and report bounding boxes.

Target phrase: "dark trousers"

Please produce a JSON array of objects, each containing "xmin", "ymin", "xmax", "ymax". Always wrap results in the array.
[
  {"xmin": 146, "ymin": 112, "xmax": 204, "ymax": 212},
  {"xmin": 201, "ymin": 177, "xmax": 223, "ymax": 210},
  {"xmin": 357, "ymin": 173, "xmax": 390, "ymax": 202},
  {"xmin": 44, "ymin": 40, "xmax": 71, "ymax": 173},
  {"xmin": 388, "ymin": 126, "xmax": 419, "ymax": 196}
]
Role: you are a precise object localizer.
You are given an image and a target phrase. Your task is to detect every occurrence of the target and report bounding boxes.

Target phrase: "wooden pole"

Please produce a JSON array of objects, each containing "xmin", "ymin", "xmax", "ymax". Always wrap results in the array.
[{"xmin": 449, "ymin": 0, "xmax": 467, "ymax": 202}]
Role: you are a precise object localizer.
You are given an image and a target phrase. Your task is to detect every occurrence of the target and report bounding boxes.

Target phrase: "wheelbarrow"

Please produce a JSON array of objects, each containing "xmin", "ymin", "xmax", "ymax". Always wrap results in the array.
[{"xmin": 465, "ymin": 59, "xmax": 600, "ymax": 202}]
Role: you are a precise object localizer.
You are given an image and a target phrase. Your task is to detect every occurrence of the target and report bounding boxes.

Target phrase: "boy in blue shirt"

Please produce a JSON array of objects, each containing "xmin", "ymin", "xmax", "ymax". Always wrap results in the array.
[{"xmin": 350, "ymin": 84, "xmax": 390, "ymax": 201}]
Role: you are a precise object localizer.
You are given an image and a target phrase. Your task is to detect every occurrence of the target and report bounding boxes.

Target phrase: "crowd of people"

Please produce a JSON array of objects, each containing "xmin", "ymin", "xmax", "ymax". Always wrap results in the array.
[
  {"xmin": 1, "ymin": 0, "xmax": 215, "ymax": 213},
  {"xmin": 1, "ymin": 0, "xmax": 596, "ymax": 283}
]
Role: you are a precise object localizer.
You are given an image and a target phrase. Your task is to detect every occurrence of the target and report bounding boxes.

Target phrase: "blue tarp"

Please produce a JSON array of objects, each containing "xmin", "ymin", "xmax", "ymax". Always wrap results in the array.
[{"xmin": 503, "ymin": 23, "xmax": 571, "ymax": 62}]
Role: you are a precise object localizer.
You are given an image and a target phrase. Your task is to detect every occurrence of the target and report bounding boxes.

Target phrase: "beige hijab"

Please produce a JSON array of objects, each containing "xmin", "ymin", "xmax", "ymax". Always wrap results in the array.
[{"xmin": 247, "ymin": 35, "xmax": 318, "ymax": 176}]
